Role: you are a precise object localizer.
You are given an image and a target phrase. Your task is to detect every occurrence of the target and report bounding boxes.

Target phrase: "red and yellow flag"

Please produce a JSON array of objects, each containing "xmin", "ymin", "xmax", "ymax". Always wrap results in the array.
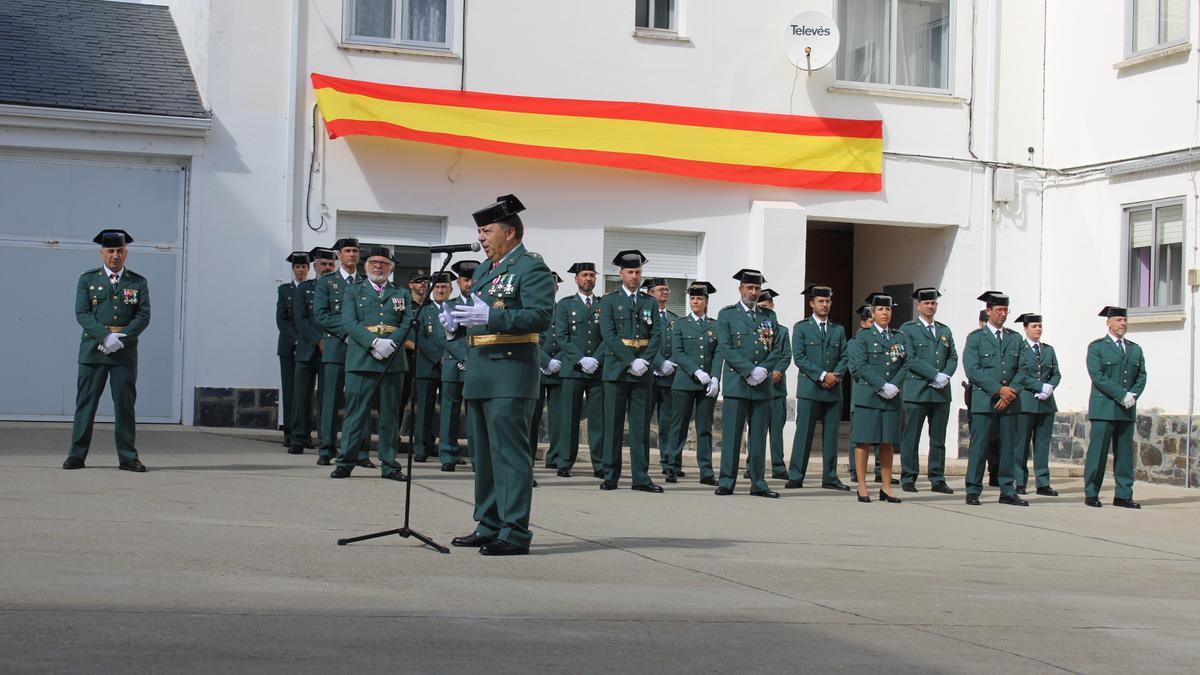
[{"xmin": 311, "ymin": 73, "xmax": 882, "ymax": 192}]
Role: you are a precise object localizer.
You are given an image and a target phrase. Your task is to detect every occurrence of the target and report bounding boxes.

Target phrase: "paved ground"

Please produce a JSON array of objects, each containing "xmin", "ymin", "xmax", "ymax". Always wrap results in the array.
[{"xmin": 1, "ymin": 423, "xmax": 1198, "ymax": 674}]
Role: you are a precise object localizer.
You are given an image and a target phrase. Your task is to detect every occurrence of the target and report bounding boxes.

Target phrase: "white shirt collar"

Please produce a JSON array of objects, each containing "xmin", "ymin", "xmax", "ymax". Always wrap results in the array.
[
  {"xmin": 622, "ymin": 286, "xmax": 638, "ymax": 297},
  {"xmin": 690, "ymin": 312, "xmax": 705, "ymax": 322},
  {"xmin": 103, "ymin": 265, "xmax": 123, "ymax": 281},
  {"xmin": 340, "ymin": 268, "xmax": 355, "ymax": 281},
  {"xmin": 1027, "ymin": 338, "xmax": 1040, "ymax": 348},
  {"xmin": 1109, "ymin": 333, "xmax": 1124, "ymax": 344},
  {"xmin": 578, "ymin": 292, "xmax": 593, "ymax": 303},
  {"xmin": 812, "ymin": 315, "xmax": 827, "ymax": 326},
  {"xmin": 919, "ymin": 317, "xmax": 935, "ymax": 329},
  {"xmin": 875, "ymin": 324, "xmax": 889, "ymax": 335},
  {"xmin": 740, "ymin": 301, "xmax": 755, "ymax": 313}
]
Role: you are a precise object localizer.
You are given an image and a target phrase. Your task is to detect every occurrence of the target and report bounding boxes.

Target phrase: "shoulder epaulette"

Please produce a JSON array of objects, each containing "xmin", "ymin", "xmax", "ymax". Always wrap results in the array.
[
  {"xmin": 968, "ymin": 327, "xmax": 985, "ymax": 336},
  {"xmin": 1089, "ymin": 336, "xmax": 1107, "ymax": 345},
  {"xmin": 83, "ymin": 267, "xmax": 101, "ymax": 276}
]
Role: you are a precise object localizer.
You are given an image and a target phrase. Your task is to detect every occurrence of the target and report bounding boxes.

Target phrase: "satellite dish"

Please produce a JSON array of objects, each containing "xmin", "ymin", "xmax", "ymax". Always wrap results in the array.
[{"xmin": 783, "ymin": 11, "xmax": 840, "ymax": 72}]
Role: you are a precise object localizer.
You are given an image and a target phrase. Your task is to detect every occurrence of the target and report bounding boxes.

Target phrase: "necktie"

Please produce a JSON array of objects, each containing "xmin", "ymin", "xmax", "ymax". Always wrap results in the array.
[
  {"xmin": 1033, "ymin": 343, "xmax": 1041, "ymax": 358},
  {"xmin": 820, "ymin": 322, "xmax": 827, "ymax": 337},
  {"xmin": 347, "ymin": 274, "xmax": 355, "ymax": 284},
  {"xmin": 928, "ymin": 324, "xmax": 936, "ymax": 338},
  {"xmin": 1118, "ymin": 338, "xmax": 1126, "ymax": 354},
  {"xmin": 584, "ymin": 297, "xmax": 591, "ymax": 308},
  {"xmin": 995, "ymin": 330, "xmax": 1002, "ymax": 342},
  {"xmin": 109, "ymin": 273, "xmax": 118, "ymax": 285}
]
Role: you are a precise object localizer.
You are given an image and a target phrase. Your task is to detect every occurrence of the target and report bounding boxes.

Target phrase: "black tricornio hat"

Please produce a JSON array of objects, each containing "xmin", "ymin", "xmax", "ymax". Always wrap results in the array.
[
  {"xmin": 309, "ymin": 247, "xmax": 337, "ymax": 261},
  {"xmin": 93, "ymin": 229, "xmax": 133, "ymax": 247},
  {"xmin": 612, "ymin": 250, "xmax": 648, "ymax": 269},
  {"xmin": 451, "ymin": 260, "xmax": 481, "ymax": 278},
  {"xmin": 976, "ymin": 290, "xmax": 1009, "ymax": 307},
  {"xmin": 865, "ymin": 292, "xmax": 895, "ymax": 307},
  {"xmin": 802, "ymin": 285, "xmax": 832, "ymax": 297},
  {"xmin": 978, "ymin": 309, "xmax": 989, "ymax": 323},
  {"xmin": 732, "ymin": 268, "xmax": 766, "ymax": 285},
  {"xmin": 408, "ymin": 269, "xmax": 430, "ymax": 283},
  {"xmin": 364, "ymin": 246, "xmax": 393, "ymax": 261},
  {"xmin": 472, "ymin": 194, "xmax": 526, "ymax": 226},
  {"xmin": 757, "ymin": 289, "xmax": 779, "ymax": 302},
  {"xmin": 431, "ymin": 271, "xmax": 457, "ymax": 284},
  {"xmin": 551, "ymin": 271, "xmax": 563, "ymax": 283},
  {"xmin": 687, "ymin": 281, "xmax": 716, "ymax": 297},
  {"xmin": 855, "ymin": 304, "xmax": 872, "ymax": 320},
  {"xmin": 1098, "ymin": 306, "xmax": 1127, "ymax": 318},
  {"xmin": 912, "ymin": 287, "xmax": 942, "ymax": 301},
  {"xmin": 333, "ymin": 238, "xmax": 359, "ymax": 251},
  {"xmin": 642, "ymin": 277, "xmax": 668, "ymax": 289},
  {"xmin": 286, "ymin": 251, "xmax": 311, "ymax": 265},
  {"xmin": 1013, "ymin": 312, "xmax": 1042, "ymax": 325},
  {"xmin": 567, "ymin": 262, "xmax": 596, "ymax": 274}
]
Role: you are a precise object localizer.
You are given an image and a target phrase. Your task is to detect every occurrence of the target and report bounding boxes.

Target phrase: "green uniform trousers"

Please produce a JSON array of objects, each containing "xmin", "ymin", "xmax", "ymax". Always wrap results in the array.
[
  {"xmin": 719, "ymin": 397, "xmax": 769, "ymax": 493},
  {"xmin": 469, "ymin": 397, "xmax": 535, "ymax": 547},
  {"xmin": 767, "ymin": 396, "xmax": 787, "ymax": 476},
  {"xmin": 1084, "ymin": 419, "xmax": 1135, "ymax": 500},
  {"xmin": 438, "ymin": 381, "xmax": 465, "ymax": 465},
  {"xmin": 68, "ymin": 363, "xmax": 139, "ymax": 463},
  {"xmin": 789, "ymin": 398, "xmax": 841, "ymax": 484},
  {"xmin": 1017, "ymin": 412, "xmax": 1054, "ymax": 489},
  {"xmin": 413, "ymin": 379, "xmax": 439, "ymax": 459},
  {"xmin": 530, "ymin": 384, "xmax": 564, "ymax": 466},
  {"xmin": 667, "ymin": 390, "xmax": 716, "ymax": 478},
  {"xmin": 289, "ymin": 359, "xmax": 322, "ymax": 451},
  {"xmin": 279, "ymin": 355, "xmax": 295, "ymax": 438},
  {"xmin": 555, "ymin": 378, "xmax": 604, "ymax": 473},
  {"xmin": 318, "ymin": 362, "xmax": 346, "ymax": 457},
  {"xmin": 336, "ymin": 371, "xmax": 401, "ymax": 473},
  {"xmin": 652, "ymin": 383, "xmax": 674, "ymax": 469},
  {"xmin": 966, "ymin": 413, "xmax": 1017, "ymax": 497},
  {"xmin": 603, "ymin": 381, "xmax": 654, "ymax": 487},
  {"xmin": 899, "ymin": 402, "xmax": 950, "ymax": 486}
]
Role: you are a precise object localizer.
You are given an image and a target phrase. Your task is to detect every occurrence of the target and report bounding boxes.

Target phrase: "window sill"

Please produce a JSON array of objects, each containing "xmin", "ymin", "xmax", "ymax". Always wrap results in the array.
[
  {"xmin": 1127, "ymin": 312, "xmax": 1187, "ymax": 325},
  {"xmin": 632, "ymin": 28, "xmax": 693, "ymax": 44},
  {"xmin": 827, "ymin": 85, "xmax": 964, "ymax": 104},
  {"xmin": 1114, "ymin": 42, "xmax": 1191, "ymax": 70},
  {"xmin": 338, "ymin": 41, "xmax": 459, "ymax": 59}
]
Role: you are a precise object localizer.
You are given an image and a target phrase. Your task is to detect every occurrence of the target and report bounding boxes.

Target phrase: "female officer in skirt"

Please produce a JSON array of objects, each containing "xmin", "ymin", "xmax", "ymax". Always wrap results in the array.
[{"xmin": 846, "ymin": 293, "xmax": 907, "ymax": 503}]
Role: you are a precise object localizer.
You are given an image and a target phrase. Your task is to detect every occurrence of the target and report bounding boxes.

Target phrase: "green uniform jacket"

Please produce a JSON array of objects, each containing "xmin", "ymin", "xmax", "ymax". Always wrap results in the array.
[
  {"xmin": 652, "ymin": 308, "xmax": 679, "ymax": 385},
  {"xmin": 416, "ymin": 300, "xmax": 448, "ymax": 380},
  {"xmin": 341, "ymin": 281, "xmax": 413, "ymax": 374},
  {"xmin": 314, "ymin": 271, "xmax": 353, "ymax": 364},
  {"xmin": 963, "ymin": 326, "xmax": 1026, "ymax": 415},
  {"xmin": 667, "ymin": 314, "xmax": 723, "ymax": 392},
  {"xmin": 714, "ymin": 303, "xmax": 783, "ymax": 401},
  {"xmin": 553, "ymin": 294, "xmax": 607, "ymax": 379},
  {"xmin": 791, "ymin": 316, "xmax": 848, "ymax": 402},
  {"xmin": 1086, "ymin": 336, "xmax": 1147, "ymax": 421},
  {"xmin": 770, "ymin": 324, "xmax": 791, "ymax": 399},
  {"xmin": 293, "ymin": 279, "xmax": 323, "ymax": 363},
  {"xmin": 846, "ymin": 327, "xmax": 907, "ymax": 410},
  {"xmin": 1016, "ymin": 341, "xmax": 1061, "ymax": 414},
  {"xmin": 599, "ymin": 288, "xmax": 662, "ymax": 383},
  {"xmin": 453, "ymin": 243, "xmax": 555, "ymax": 400},
  {"xmin": 897, "ymin": 320, "xmax": 958, "ymax": 403},
  {"xmin": 76, "ymin": 268, "xmax": 151, "ymax": 366},
  {"xmin": 441, "ymin": 296, "xmax": 469, "ymax": 384},
  {"xmin": 276, "ymin": 282, "xmax": 299, "ymax": 357},
  {"xmin": 538, "ymin": 323, "xmax": 562, "ymax": 387}
]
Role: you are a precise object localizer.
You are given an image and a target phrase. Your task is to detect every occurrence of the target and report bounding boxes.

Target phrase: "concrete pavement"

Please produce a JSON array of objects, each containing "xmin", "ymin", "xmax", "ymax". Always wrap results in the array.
[{"xmin": 1, "ymin": 422, "xmax": 1198, "ymax": 673}]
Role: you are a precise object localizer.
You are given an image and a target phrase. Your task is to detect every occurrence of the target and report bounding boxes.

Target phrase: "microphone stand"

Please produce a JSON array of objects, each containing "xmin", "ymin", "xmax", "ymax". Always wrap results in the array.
[{"xmin": 337, "ymin": 251, "xmax": 461, "ymax": 554}]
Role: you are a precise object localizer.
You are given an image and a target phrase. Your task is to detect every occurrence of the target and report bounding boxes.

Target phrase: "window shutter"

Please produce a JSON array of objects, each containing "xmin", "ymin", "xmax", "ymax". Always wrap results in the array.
[
  {"xmin": 602, "ymin": 230, "xmax": 699, "ymax": 279},
  {"xmin": 336, "ymin": 210, "xmax": 445, "ymax": 246},
  {"xmin": 1157, "ymin": 204, "xmax": 1183, "ymax": 245},
  {"xmin": 1129, "ymin": 208, "xmax": 1153, "ymax": 249}
]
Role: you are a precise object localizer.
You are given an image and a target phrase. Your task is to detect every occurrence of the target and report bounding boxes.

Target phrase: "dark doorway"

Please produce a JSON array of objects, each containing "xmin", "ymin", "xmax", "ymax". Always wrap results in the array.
[{"xmin": 805, "ymin": 221, "xmax": 855, "ymax": 420}]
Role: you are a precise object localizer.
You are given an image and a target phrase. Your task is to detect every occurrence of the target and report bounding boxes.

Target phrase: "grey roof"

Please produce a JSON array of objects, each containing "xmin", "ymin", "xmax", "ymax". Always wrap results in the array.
[{"xmin": 0, "ymin": 0, "xmax": 208, "ymax": 118}]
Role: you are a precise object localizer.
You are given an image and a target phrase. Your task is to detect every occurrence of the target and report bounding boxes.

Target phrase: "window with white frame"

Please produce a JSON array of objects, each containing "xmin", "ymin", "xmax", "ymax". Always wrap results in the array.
[
  {"xmin": 602, "ymin": 229, "xmax": 699, "ymax": 315},
  {"xmin": 1125, "ymin": 199, "xmax": 1184, "ymax": 310},
  {"xmin": 836, "ymin": 0, "xmax": 951, "ymax": 92},
  {"xmin": 636, "ymin": 0, "xmax": 676, "ymax": 32},
  {"xmin": 1127, "ymin": 0, "xmax": 1189, "ymax": 57},
  {"xmin": 343, "ymin": 0, "xmax": 451, "ymax": 50}
]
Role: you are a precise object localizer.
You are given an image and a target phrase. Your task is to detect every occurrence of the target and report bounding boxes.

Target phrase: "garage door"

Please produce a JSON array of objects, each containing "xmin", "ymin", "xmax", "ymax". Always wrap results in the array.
[{"xmin": 0, "ymin": 151, "xmax": 185, "ymax": 422}]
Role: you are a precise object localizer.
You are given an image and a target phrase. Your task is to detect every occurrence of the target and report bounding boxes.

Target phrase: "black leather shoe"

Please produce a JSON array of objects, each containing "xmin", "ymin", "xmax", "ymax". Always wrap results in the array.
[
  {"xmin": 1084, "ymin": 496, "xmax": 1103, "ymax": 508},
  {"xmin": 1113, "ymin": 497, "xmax": 1141, "ymax": 509},
  {"xmin": 357, "ymin": 458, "xmax": 376, "ymax": 469},
  {"xmin": 119, "ymin": 459, "xmax": 147, "ymax": 473},
  {"xmin": 441, "ymin": 463, "xmax": 456, "ymax": 472},
  {"xmin": 750, "ymin": 489, "xmax": 780, "ymax": 498},
  {"xmin": 1036, "ymin": 486, "xmax": 1058, "ymax": 496},
  {"xmin": 304, "ymin": 438, "xmax": 316, "ymax": 449},
  {"xmin": 743, "ymin": 469, "xmax": 751, "ymax": 479},
  {"xmin": 879, "ymin": 490, "xmax": 902, "ymax": 503},
  {"xmin": 593, "ymin": 469, "xmax": 605, "ymax": 478},
  {"xmin": 664, "ymin": 470, "xmax": 678, "ymax": 483},
  {"xmin": 544, "ymin": 463, "xmax": 556, "ymax": 470},
  {"xmin": 452, "ymin": 532, "xmax": 495, "ymax": 547},
  {"xmin": 1015, "ymin": 486, "xmax": 1027, "ymax": 495},
  {"xmin": 62, "ymin": 457, "xmax": 85, "ymax": 470},
  {"xmin": 785, "ymin": 479, "xmax": 804, "ymax": 489},
  {"xmin": 631, "ymin": 482, "xmax": 664, "ymax": 493},
  {"xmin": 556, "ymin": 468, "xmax": 571, "ymax": 477},
  {"xmin": 699, "ymin": 476, "xmax": 718, "ymax": 486},
  {"xmin": 901, "ymin": 483, "xmax": 918, "ymax": 493},
  {"xmin": 330, "ymin": 466, "xmax": 352, "ymax": 479},
  {"xmin": 714, "ymin": 486, "xmax": 733, "ymax": 495},
  {"xmin": 965, "ymin": 494, "xmax": 981, "ymax": 506},
  {"xmin": 316, "ymin": 456, "xmax": 331, "ymax": 466},
  {"xmin": 532, "ymin": 479, "xmax": 539, "ymax": 488},
  {"xmin": 857, "ymin": 492, "xmax": 871, "ymax": 503},
  {"xmin": 772, "ymin": 471, "xmax": 789, "ymax": 480},
  {"xmin": 599, "ymin": 480, "xmax": 618, "ymax": 490},
  {"xmin": 931, "ymin": 482, "xmax": 955, "ymax": 494},
  {"xmin": 675, "ymin": 470, "xmax": 687, "ymax": 477},
  {"xmin": 480, "ymin": 540, "xmax": 529, "ymax": 556},
  {"xmin": 999, "ymin": 494, "xmax": 1029, "ymax": 506},
  {"xmin": 413, "ymin": 455, "xmax": 428, "ymax": 463},
  {"xmin": 382, "ymin": 470, "xmax": 407, "ymax": 482},
  {"xmin": 456, "ymin": 458, "xmax": 468, "ymax": 465},
  {"xmin": 822, "ymin": 482, "xmax": 851, "ymax": 491},
  {"xmin": 287, "ymin": 447, "xmax": 304, "ymax": 455}
]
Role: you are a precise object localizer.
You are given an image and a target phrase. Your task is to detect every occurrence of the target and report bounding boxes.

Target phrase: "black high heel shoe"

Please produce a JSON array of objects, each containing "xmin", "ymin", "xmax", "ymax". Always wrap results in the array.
[
  {"xmin": 857, "ymin": 490, "xmax": 871, "ymax": 503},
  {"xmin": 878, "ymin": 489, "xmax": 902, "ymax": 503}
]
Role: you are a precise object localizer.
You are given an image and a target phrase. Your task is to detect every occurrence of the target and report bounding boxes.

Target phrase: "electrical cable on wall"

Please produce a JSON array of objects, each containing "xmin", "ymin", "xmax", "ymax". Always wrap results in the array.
[{"xmin": 306, "ymin": 102, "xmax": 326, "ymax": 232}]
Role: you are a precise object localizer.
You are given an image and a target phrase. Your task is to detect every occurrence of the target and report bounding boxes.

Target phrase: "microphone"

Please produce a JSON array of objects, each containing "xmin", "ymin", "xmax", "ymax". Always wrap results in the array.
[{"xmin": 430, "ymin": 242, "xmax": 481, "ymax": 254}]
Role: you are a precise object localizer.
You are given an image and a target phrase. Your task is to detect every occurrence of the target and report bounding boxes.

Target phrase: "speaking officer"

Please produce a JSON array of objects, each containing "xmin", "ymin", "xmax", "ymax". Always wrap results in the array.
[
  {"xmin": 294, "ymin": 247, "xmax": 335, "ymax": 462},
  {"xmin": 754, "ymin": 289, "xmax": 791, "ymax": 481},
  {"xmin": 597, "ymin": 250, "xmax": 664, "ymax": 492},
  {"xmin": 787, "ymin": 285, "xmax": 850, "ymax": 490},
  {"xmin": 1083, "ymin": 306, "xmax": 1147, "ymax": 509},
  {"xmin": 552, "ymin": 262, "xmax": 607, "ymax": 478},
  {"xmin": 715, "ymin": 269, "xmax": 784, "ymax": 498},
  {"xmin": 846, "ymin": 293, "xmax": 906, "ymax": 503},
  {"xmin": 330, "ymin": 247, "xmax": 411, "ymax": 480},
  {"xmin": 1013, "ymin": 312, "xmax": 1061, "ymax": 497},
  {"xmin": 413, "ymin": 272, "xmax": 454, "ymax": 462},
  {"xmin": 896, "ymin": 287, "xmax": 958, "ymax": 494},
  {"xmin": 314, "ymin": 238, "xmax": 364, "ymax": 466},
  {"xmin": 963, "ymin": 291, "xmax": 1028, "ymax": 506},
  {"xmin": 63, "ymin": 229, "xmax": 152, "ymax": 472},
  {"xmin": 663, "ymin": 282, "xmax": 722, "ymax": 484},
  {"xmin": 531, "ymin": 272, "xmax": 565, "ymax": 478},
  {"xmin": 277, "ymin": 252, "xmax": 309, "ymax": 449},
  {"xmin": 438, "ymin": 261, "xmax": 479, "ymax": 470},
  {"xmin": 442, "ymin": 194, "xmax": 554, "ymax": 556},
  {"xmin": 643, "ymin": 277, "xmax": 679, "ymax": 476}
]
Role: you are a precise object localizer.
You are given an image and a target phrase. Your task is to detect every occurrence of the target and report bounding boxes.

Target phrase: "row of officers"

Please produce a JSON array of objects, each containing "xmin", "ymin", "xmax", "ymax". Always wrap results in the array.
[{"xmin": 276, "ymin": 243, "xmax": 1149, "ymax": 512}]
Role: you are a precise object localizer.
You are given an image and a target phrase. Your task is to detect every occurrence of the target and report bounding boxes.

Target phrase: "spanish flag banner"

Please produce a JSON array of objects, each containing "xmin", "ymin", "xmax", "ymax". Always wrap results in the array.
[{"xmin": 311, "ymin": 73, "xmax": 882, "ymax": 192}]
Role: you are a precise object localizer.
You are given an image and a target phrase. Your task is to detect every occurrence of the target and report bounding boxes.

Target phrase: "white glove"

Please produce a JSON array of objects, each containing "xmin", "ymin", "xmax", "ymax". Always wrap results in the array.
[
  {"xmin": 660, "ymin": 359, "xmax": 676, "ymax": 376},
  {"xmin": 102, "ymin": 332, "xmax": 126, "ymax": 353},
  {"xmin": 450, "ymin": 293, "xmax": 490, "ymax": 327},
  {"xmin": 746, "ymin": 366, "xmax": 768, "ymax": 386},
  {"xmin": 369, "ymin": 347, "xmax": 385, "ymax": 360},
  {"xmin": 1034, "ymin": 392, "xmax": 1048, "ymax": 401},
  {"xmin": 879, "ymin": 383, "xmax": 900, "ymax": 399},
  {"xmin": 628, "ymin": 358, "xmax": 650, "ymax": 377},
  {"xmin": 546, "ymin": 358, "xmax": 561, "ymax": 375},
  {"xmin": 1121, "ymin": 392, "xmax": 1136, "ymax": 408},
  {"xmin": 372, "ymin": 338, "xmax": 397, "ymax": 359},
  {"xmin": 439, "ymin": 302, "xmax": 459, "ymax": 335},
  {"xmin": 578, "ymin": 356, "xmax": 600, "ymax": 374},
  {"xmin": 1041, "ymin": 383, "xmax": 1054, "ymax": 397},
  {"xmin": 694, "ymin": 369, "xmax": 711, "ymax": 386},
  {"xmin": 705, "ymin": 378, "xmax": 720, "ymax": 398},
  {"xmin": 96, "ymin": 343, "xmax": 111, "ymax": 354},
  {"xmin": 933, "ymin": 372, "xmax": 951, "ymax": 389}
]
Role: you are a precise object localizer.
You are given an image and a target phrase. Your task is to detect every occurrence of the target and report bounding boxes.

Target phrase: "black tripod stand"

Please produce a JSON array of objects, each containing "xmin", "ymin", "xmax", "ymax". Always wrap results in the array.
[{"xmin": 337, "ymin": 253, "xmax": 460, "ymax": 554}]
